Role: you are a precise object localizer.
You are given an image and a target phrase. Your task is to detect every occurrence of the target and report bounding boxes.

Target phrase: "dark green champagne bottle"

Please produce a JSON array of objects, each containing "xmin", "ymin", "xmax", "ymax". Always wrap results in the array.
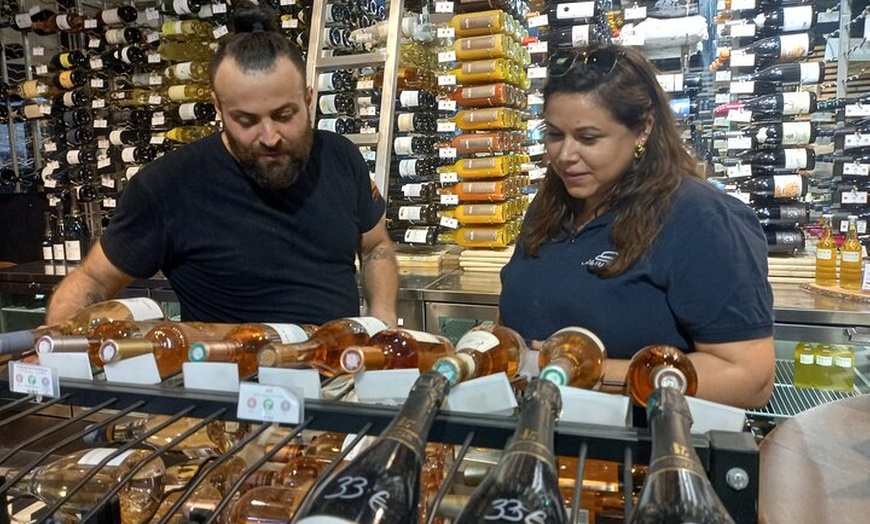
[
  {"xmin": 628, "ymin": 387, "xmax": 736, "ymax": 524},
  {"xmin": 453, "ymin": 379, "xmax": 569, "ymax": 524},
  {"xmin": 294, "ymin": 371, "xmax": 450, "ymax": 523}
]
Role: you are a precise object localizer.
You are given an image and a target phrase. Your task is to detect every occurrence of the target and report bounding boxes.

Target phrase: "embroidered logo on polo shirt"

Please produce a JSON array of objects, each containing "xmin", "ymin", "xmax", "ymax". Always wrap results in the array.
[{"xmin": 582, "ymin": 250, "xmax": 618, "ymax": 270}]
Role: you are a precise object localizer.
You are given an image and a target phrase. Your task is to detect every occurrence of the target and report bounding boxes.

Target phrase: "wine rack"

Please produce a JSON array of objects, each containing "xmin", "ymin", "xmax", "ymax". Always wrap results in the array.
[{"xmin": 0, "ymin": 373, "xmax": 759, "ymax": 523}]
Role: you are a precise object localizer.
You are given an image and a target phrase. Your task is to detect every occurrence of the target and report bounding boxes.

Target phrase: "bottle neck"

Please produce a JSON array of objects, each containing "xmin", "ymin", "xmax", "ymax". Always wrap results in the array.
[
  {"xmin": 500, "ymin": 393, "xmax": 559, "ymax": 468},
  {"xmin": 379, "ymin": 372, "xmax": 450, "ymax": 458},
  {"xmin": 646, "ymin": 392, "xmax": 705, "ymax": 479}
]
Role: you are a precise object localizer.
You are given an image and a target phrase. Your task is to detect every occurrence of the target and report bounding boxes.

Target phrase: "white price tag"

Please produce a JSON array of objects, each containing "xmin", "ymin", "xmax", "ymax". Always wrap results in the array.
[
  {"xmin": 730, "ymin": 22, "xmax": 756, "ymax": 37},
  {"xmin": 9, "ymin": 362, "xmax": 60, "ymax": 398},
  {"xmin": 102, "ymin": 198, "xmax": 117, "ymax": 208},
  {"xmin": 715, "ymin": 93, "xmax": 731, "ymax": 104},
  {"xmin": 146, "ymin": 7, "xmax": 159, "ymax": 21},
  {"xmin": 182, "ymin": 362, "xmax": 241, "ymax": 392},
  {"xmin": 147, "ymin": 53, "xmax": 162, "ymax": 64},
  {"xmin": 148, "ymin": 95, "xmax": 162, "ymax": 105},
  {"xmin": 528, "ymin": 143, "xmax": 546, "ymax": 156},
  {"xmin": 438, "ymin": 74, "xmax": 457, "ymax": 86},
  {"xmin": 841, "ymin": 190, "xmax": 869, "ymax": 205},
  {"xmin": 438, "ymin": 99, "xmax": 457, "ymax": 112},
  {"xmin": 258, "ymin": 367, "xmax": 322, "ymax": 400},
  {"xmin": 213, "ymin": 3, "xmax": 228, "ymax": 13},
  {"xmin": 729, "ymin": 81, "xmax": 755, "ymax": 94},
  {"xmin": 528, "ymin": 93, "xmax": 544, "ymax": 105},
  {"xmin": 434, "ymin": 1, "xmax": 454, "ymax": 13},
  {"xmin": 354, "ymin": 369, "xmax": 420, "ymax": 404},
  {"xmin": 146, "ymin": 31, "xmax": 160, "ymax": 44},
  {"xmin": 730, "ymin": 52, "xmax": 756, "ymax": 67},
  {"xmin": 90, "ymin": 78, "xmax": 105, "ymax": 89},
  {"xmin": 125, "ymin": 166, "xmax": 140, "ymax": 179},
  {"xmin": 715, "ymin": 70, "xmax": 732, "ymax": 82},
  {"xmin": 88, "ymin": 37, "xmax": 101, "ymax": 49},
  {"xmin": 103, "ymin": 354, "xmax": 162, "ymax": 385},
  {"xmin": 528, "ymin": 14, "xmax": 549, "ymax": 28},
  {"xmin": 438, "ymin": 50, "xmax": 457, "ymax": 63},
  {"xmin": 845, "ymin": 104, "xmax": 870, "ymax": 118},
  {"xmin": 440, "ymin": 194, "xmax": 460, "ymax": 205},
  {"xmin": 91, "ymin": 99, "xmax": 105, "ymax": 109},
  {"xmin": 152, "ymin": 114, "xmax": 165, "ymax": 126},
  {"xmin": 280, "ymin": 0, "xmax": 295, "ymax": 5},
  {"xmin": 39, "ymin": 353, "xmax": 94, "ymax": 381},
  {"xmin": 440, "ymin": 171, "xmax": 459, "ymax": 184},
  {"xmin": 32, "ymin": 46, "xmax": 44, "ymax": 56},
  {"xmin": 727, "ymin": 164, "xmax": 753, "ymax": 178},
  {"xmin": 150, "ymin": 136, "xmax": 166, "ymax": 145},
  {"xmin": 281, "ymin": 18, "xmax": 298, "ymax": 29},
  {"xmin": 727, "ymin": 109, "xmax": 753, "ymax": 122},
  {"xmin": 437, "ymin": 27, "xmax": 455, "ymax": 38},
  {"xmin": 94, "ymin": 119, "xmax": 108, "ymax": 128},
  {"xmin": 357, "ymin": 79, "xmax": 374, "ymax": 90},
  {"xmin": 845, "ymin": 134, "xmax": 870, "ymax": 149},
  {"xmin": 34, "ymin": 65, "xmax": 48, "ymax": 76},
  {"xmin": 237, "ymin": 382, "xmax": 303, "ymax": 423},
  {"xmin": 440, "ymin": 216, "xmax": 459, "ymax": 229},
  {"xmin": 359, "ymin": 106, "xmax": 377, "ymax": 117},
  {"xmin": 437, "ymin": 121, "xmax": 456, "ymax": 133},
  {"xmin": 727, "ymin": 137, "xmax": 752, "ymax": 150},
  {"xmin": 89, "ymin": 58, "xmax": 103, "ymax": 70},
  {"xmin": 439, "ymin": 147, "xmax": 457, "ymax": 158},
  {"xmin": 97, "ymin": 157, "xmax": 111, "ymax": 169},
  {"xmin": 101, "ymin": 175, "xmax": 115, "ymax": 188},
  {"xmin": 625, "ymin": 6, "xmax": 647, "ymax": 20},
  {"xmin": 843, "ymin": 163, "xmax": 869, "ymax": 177},
  {"xmin": 43, "ymin": 141, "xmax": 57, "ymax": 152},
  {"xmin": 446, "ymin": 373, "xmax": 517, "ymax": 415},
  {"xmin": 98, "ymin": 139, "xmax": 110, "ymax": 150},
  {"xmin": 149, "ymin": 75, "xmax": 162, "ymax": 86},
  {"xmin": 528, "ymin": 66, "xmax": 547, "ymax": 79},
  {"xmin": 527, "ymin": 41, "xmax": 548, "ymax": 54},
  {"xmin": 84, "ymin": 18, "xmax": 98, "ymax": 29}
]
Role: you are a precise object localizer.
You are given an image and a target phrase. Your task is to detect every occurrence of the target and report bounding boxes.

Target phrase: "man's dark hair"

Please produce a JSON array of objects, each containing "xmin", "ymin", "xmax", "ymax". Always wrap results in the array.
[{"xmin": 210, "ymin": 1, "xmax": 307, "ymax": 87}]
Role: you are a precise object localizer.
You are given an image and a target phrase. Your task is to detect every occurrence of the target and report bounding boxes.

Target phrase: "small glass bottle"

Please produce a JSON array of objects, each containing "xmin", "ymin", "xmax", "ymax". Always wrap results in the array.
[
  {"xmin": 538, "ymin": 326, "xmax": 607, "ymax": 389},
  {"xmin": 626, "ymin": 345, "xmax": 699, "ymax": 407},
  {"xmin": 812, "ymin": 342, "xmax": 835, "ymax": 389},
  {"xmin": 840, "ymin": 215, "xmax": 864, "ymax": 289},
  {"xmin": 814, "ymin": 214, "xmax": 837, "ymax": 286},
  {"xmin": 340, "ymin": 328, "xmax": 454, "ymax": 373},
  {"xmin": 792, "ymin": 341, "xmax": 815, "ymax": 388},
  {"xmin": 830, "ymin": 345, "xmax": 854, "ymax": 392},
  {"xmin": 432, "ymin": 322, "xmax": 526, "ymax": 386}
]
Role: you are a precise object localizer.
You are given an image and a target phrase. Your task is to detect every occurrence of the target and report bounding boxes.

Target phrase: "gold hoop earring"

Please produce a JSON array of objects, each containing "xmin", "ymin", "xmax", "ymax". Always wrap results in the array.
[{"xmin": 634, "ymin": 142, "xmax": 646, "ymax": 160}]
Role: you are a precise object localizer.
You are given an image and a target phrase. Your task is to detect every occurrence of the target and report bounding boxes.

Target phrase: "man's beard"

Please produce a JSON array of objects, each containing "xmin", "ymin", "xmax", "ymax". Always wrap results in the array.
[{"xmin": 226, "ymin": 121, "xmax": 315, "ymax": 191}]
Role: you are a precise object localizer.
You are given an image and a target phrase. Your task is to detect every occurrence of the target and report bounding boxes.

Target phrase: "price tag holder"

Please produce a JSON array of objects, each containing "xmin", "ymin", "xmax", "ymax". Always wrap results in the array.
[
  {"xmin": 92, "ymin": 99, "xmax": 106, "ymax": 109},
  {"xmin": 841, "ymin": 190, "xmax": 868, "ymax": 205},
  {"xmin": 150, "ymin": 135, "xmax": 166, "ymax": 145},
  {"xmin": 434, "ymin": 1, "xmax": 454, "ymax": 13},
  {"xmin": 237, "ymin": 382, "xmax": 303, "ymax": 424},
  {"xmin": 357, "ymin": 79, "xmax": 374, "ymax": 90},
  {"xmin": 359, "ymin": 106, "xmax": 377, "ymax": 117},
  {"xmin": 103, "ymin": 354, "xmax": 162, "ymax": 384},
  {"xmin": 258, "ymin": 367, "xmax": 322, "ymax": 400},
  {"xmin": 148, "ymin": 95, "xmax": 162, "ymax": 105},
  {"xmin": 281, "ymin": 18, "xmax": 298, "ymax": 29},
  {"xmin": 843, "ymin": 163, "xmax": 869, "ymax": 177},
  {"xmin": 730, "ymin": 22, "xmax": 756, "ymax": 37},
  {"xmin": 714, "ymin": 70, "xmax": 732, "ymax": 82},
  {"xmin": 102, "ymin": 198, "xmax": 117, "ymax": 208},
  {"xmin": 89, "ymin": 37, "xmax": 101, "ymax": 49},
  {"xmin": 558, "ymin": 387, "xmax": 630, "ymax": 427},
  {"xmin": 527, "ymin": 66, "xmax": 547, "ymax": 79},
  {"xmin": 729, "ymin": 80, "xmax": 755, "ymax": 94},
  {"xmin": 440, "ymin": 216, "xmax": 459, "ymax": 229},
  {"xmin": 730, "ymin": 52, "xmax": 755, "ymax": 67},
  {"xmin": 440, "ymin": 194, "xmax": 460, "ymax": 205},
  {"xmin": 354, "ymin": 369, "xmax": 420, "ymax": 404},
  {"xmin": 183, "ymin": 362, "xmax": 240, "ymax": 392},
  {"xmin": 527, "ymin": 14, "xmax": 548, "ymax": 28},
  {"xmin": 38, "ymin": 353, "xmax": 94, "ymax": 381},
  {"xmin": 9, "ymin": 362, "xmax": 60, "ymax": 398},
  {"xmin": 446, "ymin": 373, "xmax": 517, "ymax": 415},
  {"xmin": 624, "ymin": 6, "xmax": 647, "ymax": 20}
]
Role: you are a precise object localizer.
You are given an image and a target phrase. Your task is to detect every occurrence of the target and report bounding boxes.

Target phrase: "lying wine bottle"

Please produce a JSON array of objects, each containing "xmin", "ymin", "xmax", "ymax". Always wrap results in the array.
[{"xmin": 294, "ymin": 371, "xmax": 450, "ymax": 523}]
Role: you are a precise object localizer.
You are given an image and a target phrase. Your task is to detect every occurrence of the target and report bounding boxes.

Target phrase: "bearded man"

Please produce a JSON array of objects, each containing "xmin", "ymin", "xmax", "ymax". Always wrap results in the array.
[{"xmin": 46, "ymin": 8, "xmax": 398, "ymax": 327}]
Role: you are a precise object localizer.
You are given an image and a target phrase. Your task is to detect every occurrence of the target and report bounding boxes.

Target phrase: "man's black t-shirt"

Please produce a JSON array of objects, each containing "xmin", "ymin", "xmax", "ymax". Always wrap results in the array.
[{"xmin": 101, "ymin": 130, "xmax": 385, "ymax": 324}]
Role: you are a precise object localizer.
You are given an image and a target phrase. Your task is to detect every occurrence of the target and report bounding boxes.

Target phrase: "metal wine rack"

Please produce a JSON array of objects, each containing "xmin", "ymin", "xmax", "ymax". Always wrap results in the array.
[{"xmin": 0, "ymin": 374, "xmax": 759, "ymax": 524}]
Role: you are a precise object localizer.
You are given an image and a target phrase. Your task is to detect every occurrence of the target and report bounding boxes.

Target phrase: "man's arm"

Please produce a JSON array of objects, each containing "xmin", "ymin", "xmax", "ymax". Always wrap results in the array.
[
  {"xmin": 45, "ymin": 240, "xmax": 135, "ymax": 324},
  {"xmin": 359, "ymin": 216, "xmax": 399, "ymax": 328}
]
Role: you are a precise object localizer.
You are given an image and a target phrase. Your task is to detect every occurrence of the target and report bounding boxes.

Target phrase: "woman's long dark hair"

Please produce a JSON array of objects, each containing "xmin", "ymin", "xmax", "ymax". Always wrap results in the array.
[{"xmin": 521, "ymin": 44, "xmax": 700, "ymax": 277}]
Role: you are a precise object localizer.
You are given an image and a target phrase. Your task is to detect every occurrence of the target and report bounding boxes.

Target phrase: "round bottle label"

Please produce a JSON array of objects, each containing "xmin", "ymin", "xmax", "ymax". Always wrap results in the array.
[
  {"xmin": 14, "ymin": 13, "xmax": 33, "ymax": 28},
  {"xmin": 317, "ymin": 73, "xmax": 336, "ymax": 92},
  {"xmin": 168, "ymin": 85, "xmax": 190, "ymax": 101},
  {"xmin": 456, "ymin": 330, "xmax": 499, "ymax": 352},
  {"xmin": 772, "ymin": 175, "xmax": 803, "ymax": 198},
  {"xmin": 178, "ymin": 103, "xmax": 198, "ymax": 120},
  {"xmin": 394, "ymin": 136, "xmax": 414, "ymax": 156},
  {"xmin": 465, "ymin": 157, "xmax": 497, "ymax": 170},
  {"xmin": 101, "ymin": 8, "xmax": 122, "ymax": 25},
  {"xmin": 105, "ymin": 28, "xmax": 126, "ymax": 45},
  {"xmin": 651, "ymin": 366, "xmax": 687, "ymax": 393},
  {"xmin": 318, "ymin": 95, "xmax": 338, "ymax": 115},
  {"xmin": 402, "ymin": 184, "xmax": 424, "ymax": 198},
  {"xmin": 783, "ymin": 148, "xmax": 808, "ymax": 170},
  {"xmin": 173, "ymin": 62, "xmax": 194, "ymax": 81},
  {"xmin": 109, "ymin": 130, "xmax": 125, "ymax": 145},
  {"xmin": 317, "ymin": 118, "xmax": 338, "ymax": 132},
  {"xmin": 398, "ymin": 206, "xmax": 423, "ymax": 221},
  {"xmin": 58, "ymin": 71, "xmax": 75, "ymax": 89},
  {"xmin": 397, "ymin": 113, "xmax": 415, "ymax": 132},
  {"xmin": 121, "ymin": 148, "xmax": 137, "ymax": 163},
  {"xmin": 399, "ymin": 91, "xmax": 420, "ymax": 108},
  {"xmin": 63, "ymin": 92, "xmax": 77, "ymax": 108},
  {"xmin": 56, "ymin": 14, "xmax": 73, "ymax": 31},
  {"xmin": 781, "ymin": 122, "xmax": 812, "ymax": 145},
  {"xmin": 174, "ymin": 0, "xmax": 193, "ymax": 15},
  {"xmin": 799, "ymin": 62, "xmax": 820, "ymax": 84},
  {"xmin": 399, "ymin": 159, "xmax": 417, "ymax": 177},
  {"xmin": 67, "ymin": 150, "xmax": 81, "ymax": 164},
  {"xmin": 782, "ymin": 5, "xmax": 814, "ymax": 32}
]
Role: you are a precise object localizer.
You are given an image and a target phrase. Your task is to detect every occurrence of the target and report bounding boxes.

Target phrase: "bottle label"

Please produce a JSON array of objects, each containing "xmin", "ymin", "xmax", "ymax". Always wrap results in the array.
[
  {"xmin": 799, "ymin": 62, "xmax": 820, "ymax": 84},
  {"xmin": 173, "ymin": 62, "xmax": 194, "ymax": 81},
  {"xmin": 772, "ymin": 175, "xmax": 803, "ymax": 198},
  {"xmin": 295, "ymin": 517, "xmax": 357, "ymax": 523},
  {"xmin": 781, "ymin": 122, "xmax": 812, "ymax": 145},
  {"xmin": 264, "ymin": 323, "xmax": 310, "ymax": 344},
  {"xmin": 67, "ymin": 150, "xmax": 81, "ymax": 164},
  {"xmin": 399, "ymin": 159, "xmax": 417, "ymax": 177},
  {"xmin": 556, "ymin": 2, "xmax": 596, "ymax": 19},
  {"xmin": 115, "ymin": 297, "xmax": 165, "ymax": 320},
  {"xmin": 78, "ymin": 448, "xmax": 137, "ymax": 467},
  {"xmin": 317, "ymin": 119, "xmax": 338, "ymax": 132},
  {"xmin": 464, "ymin": 157, "xmax": 497, "ymax": 170},
  {"xmin": 466, "ymin": 108, "xmax": 500, "ymax": 124},
  {"xmin": 459, "ymin": 136, "xmax": 495, "ymax": 152},
  {"xmin": 168, "ymin": 85, "xmax": 190, "ymax": 101},
  {"xmin": 165, "ymin": 21, "xmax": 185, "ymax": 34},
  {"xmin": 462, "ymin": 182, "xmax": 498, "ymax": 193},
  {"xmin": 462, "ymin": 204, "xmax": 497, "ymax": 216},
  {"xmin": 461, "ymin": 35, "xmax": 496, "ymax": 52},
  {"xmin": 399, "ymin": 91, "xmax": 420, "ymax": 108},
  {"xmin": 835, "ymin": 355, "xmax": 853, "ymax": 368},
  {"xmin": 319, "ymin": 95, "xmax": 338, "ymax": 115},
  {"xmin": 178, "ymin": 103, "xmax": 198, "ymax": 121},
  {"xmin": 43, "ymin": 246, "xmax": 53, "ymax": 261},
  {"xmin": 53, "ymin": 244, "xmax": 65, "ymax": 260},
  {"xmin": 816, "ymin": 248, "xmax": 833, "ymax": 261},
  {"xmin": 174, "ymin": 0, "xmax": 193, "ymax": 15},
  {"xmin": 105, "ymin": 29, "xmax": 127, "ymax": 45},
  {"xmin": 58, "ymin": 71, "xmax": 75, "ymax": 89},
  {"xmin": 350, "ymin": 317, "xmax": 387, "ymax": 337},
  {"xmin": 404, "ymin": 228, "xmax": 430, "ymax": 243},
  {"xmin": 778, "ymin": 33, "xmax": 809, "ymax": 60},
  {"xmin": 816, "ymin": 354, "xmax": 833, "ymax": 367},
  {"xmin": 460, "ymin": 12, "xmax": 498, "ymax": 30},
  {"xmin": 397, "ymin": 113, "xmax": 416, "ymax": 132},
  {"xmin": 782, "ymin": 5, "xmax": 814, "ymax": 32},
  {"xmin": 64, "ymin": 240, "xmax": 83, "ymax": 262},
  {"xmin": 462, "ymin": 84, "xmax": 497, "ymax": 100},
  {"xmin": 842, "ymin": 251, "xmax": 862, "ymax": 263},
  {"xmin": 403, "ymin": 329, "xmax": 442, "ymax": 344},
  {"xmin": 317, "ymin": 73, "xmax": 336, "ymax": 92},
  {"xmin": 571, "ymin": 24, "xmax": 590, "ymax": 46},
  {"xmin": 394, "ymin": 137, "xmax": 414, "ymax": 156},
  {"xmin": 121, "ymin": 148, "xmax": 137, "ymax": 163},
  {"xmin": 56, "ymin": 14, "xmax": 73, "ymax": 31},
  {"xmin": 463, "ymin": 60, "xmax": 497, "ymax": 74},
  {"xmin": 781, "ymin": 92, "xmax": 812, "ymax": 115},
  {"xmin": 402, "ymin": 184, "xmax": 424, "ymax": 198},
  {"xmin": 101, "ymin": 8, "xmax": 122, "ymax": 25},
  {"xmin": 465, "ymin": 229, "xmax": 500, "ymax": 242},
  {"xmin": 109, "ymin": 130, "xmax": 125, "ymax": 145},
  {"xmin": 398, "ymin": 206, "xmax": 423, "ymax": 221},
  {"xmin": 14, "ymin": 13, "xmax": 33, "ymax": 28},
  {"xmin": 783, "ymin": 148, "xmax": 808, "ymax": 170},
  {"xmin": 456, "ymin": 331, "xmax": 499, "ymax": 352},
  {"xmin": 63, "ymin": 91, "xmax": 76, "ymax": 107},
  {"xmin": 799, "ymin": 353, "xmax": 814, "ymax": 365}
]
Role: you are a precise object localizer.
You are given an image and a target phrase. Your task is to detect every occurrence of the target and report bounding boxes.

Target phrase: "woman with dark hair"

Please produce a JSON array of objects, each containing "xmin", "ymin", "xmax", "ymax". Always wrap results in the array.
[{"xmin": 500, "ymin": 44, "xmax": 774, "ymax": 408}]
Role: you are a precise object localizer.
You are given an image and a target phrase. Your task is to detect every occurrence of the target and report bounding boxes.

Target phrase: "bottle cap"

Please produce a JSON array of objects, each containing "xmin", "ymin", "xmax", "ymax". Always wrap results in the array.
[
  {"xmin": 257, "ymin": 346, "xmax": 280, "ymax": 367},
  {"xmin": 539, "ymin": 365, "xmax": 568, "ymax": 386},
  {"xmin": 99, "ymin": 338, "xmax": 153, "ymax": 363},
  {"xmin": 189, "ymin": 341, "xmax": 235, "ymax": 362},
  {"xmin": 340, "ymin": 346, "xmax": 385, "ymax": 373},
  {"xmin": 35, "ymin": 335, "xmax": 89, "ymax": 354},
  {"xmin": 647, "ymin": 386, "xmax": 692, "ymax": 421}
]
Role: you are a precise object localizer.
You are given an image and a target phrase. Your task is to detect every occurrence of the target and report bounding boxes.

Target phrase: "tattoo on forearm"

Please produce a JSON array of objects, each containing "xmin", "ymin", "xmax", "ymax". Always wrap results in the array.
[
  {"xmin": 362, "ymin": 247, "xmax": 397, "ymax": 264},
  {"xmin": 85, "ymin": 292, "xmax": 105, "ymax": 307}
]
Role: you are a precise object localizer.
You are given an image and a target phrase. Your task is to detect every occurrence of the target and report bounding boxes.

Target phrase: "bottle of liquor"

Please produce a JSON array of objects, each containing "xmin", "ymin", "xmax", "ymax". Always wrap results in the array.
[
  {"xmin": 449, "ymin": 83, "xmax": 526, "ymax": 109},
  {"xmin": 163, "ymin": 61, "xmax": 210, "ymax": 83},
  {"xmin": 37, "ymin": 318, "xmax": 161, "ymax": 368},
  {"xmin": 721, "ymin": 121, "xmax": 821, "ymax": 148},
  {"xmin": 445, "ymin": 9, "xmax": 515, "ymax": 39},
  {"xmin": 188, "ymin": 323, "xmax": 313, "ymax": 373},
  {"xmin": 156, "ymin": 102, "xmax": 217, "ymax": 127},
  {"xmin": 732, "ymin": 147, "xmax": 816, "ymax": 173},
  {"xmin": 387, "ymin": 202, "xmax": 442, "ymax": 226},
  {"xmin": 439, "ymin": 155, "xmax": 519, "ymax": 179},
  {"xmin": 626, "ymin": 344, "xmax": 698, "ymax": 407},
  {"xmin": 442, "ymin": 180, "xmax": 514, "ymax": 202},
  {"xmin": 397, "ymin": 112, "xmax": 437, "ymax": 133},
  {"xmin": 387, "ymin": 180, "xmax": 440, "ymax": 203},
  {"xmin": 55, "ymin": 87, "xmax": 90, "ymax": 108},
  {"xmin": 713, "ymin": 91, "xmax": 817, "ymax": 117},
  {"xmin": 831, "ymin": 345, "xmax": 855, "ymax": 392},
  {"xmin": 372, "ymin": 67, "xmax": 437, "ymax": 90},
  {"xmin": 98, "ymin": 6, "xmax": 139, "ymax": 26},
  {"xmin": 160, "ymin": 83, "xmax": 211, "ymax": 103},
  {"xmin": 64, "ymin": 190, "xmax": 90, "ymax": 263},
  {"xmin": 813, "ymin": 342, "xmax": 834, "ymax": 388},
  {"xmin": 294, "ymin": 371, "xmax": 450, "ymax": 523},
  {"xmin": 393, "ymin": 135, "xmax": 439, "ymax": 156},
  {"xmin": 447, "ymin": 202, "xmax": 519, "ymax": 225},
  {"xmin": 840, "ymin": 215, "xmax": 864, "ymax": 289},
  {"xmin": 111, "ymin": 145, "xmax": 158, "ymax": 164},
  {"xmin": 258, "ymin": 317, "xmax": 388, "ymax": 376},
  {"xmin": 719, "ymin": 32, "xmax": 813, "ymax": 70},
  {"xmin": 753, "ymin": 5, "xmax": 815, "ymax": 36},
  {"xmin": 737, "ymin": 174, "xmax": 806, "ymax": 200},
  {"xmin": 159, "ymin": 0, "xmax": 203, "ymax": 16},
  {"xmin": 317, "ymin": 92, "xmax": 356, "ymax": 116},
  {"xmin": 161, "ymin": 19, "xmax": 212, "ymax": 40},
  {"xmin": 765, "ymin": 227, "xmax": 806, "ymax": 254},
  {"xmin": 439, "ymin": 224, "xmax": 513, "ymax": 248},
  {"xmin": 340, "ymin": 328, "xmax": 455, "ymax": 373},
  {"xmin": 792, "ymin": 341, "xmax": 815, "ymax": 388},
  {"xmin": 538, "ymin": 326, "xmax": 607, "ymax": 389},
  {"xmin": 100, "ymin": 322, "xmax": 234, "ymax": 377},
  {"xmin": 755, "ymin": 204, "xmax": 808, "ymax": 226},
  {"xmin": 736, "ymin": 61, "xmax": 824, "ymax": 85},
  {"xmin": 317, "ymin": 70, "xmax": 356, "ymax": 92},
  {"xmin": 394, "ymin": 157, "xmax": 438, "ymax": 180},
  {"xmin": 90, "ymin": 415, "xmax": 249, "ymax": 455},
  {"xmin": 41, "ymin": 211, "xmax": 55, "ymax": 262},
  {"xmin": 389, "ymin": 225, "xmax": 440, "ymax": 245},
  {"xmin": 104, "ymin": 26, "xmax": 143, "ymax": 45},
  {"xmin": 60, "ymin": 107, "xmax": 92, "ymax": 127},
  {"xmin": 453, "ymin": 379, "xmax": 569, "ymax": 524},
  {"xmin": 7, "ymin": 447, "xmax": 166, "ymax": 524},
  {"xmin": 66, "ymin": 127, "xmax": 94, "ymax": 147},
  {"xmin": 50, "ymin": 50, "xmax": 87, "ymax": 70},
  {"xmin": 317, "ymin": 116, "xmax": 359, "ymax": 134},
  {"xmin": 815, "ymin": 214, "xmax": 837, "ymax": 286},
  {"xmin": 627, "ymin": 387, "xmax": 737, "ymax": 524},
  {"xmin": 442, "ymin": 58, "xmax": 517, "ymax": 86},
  {"xmin": 544, "ymin": 2, "xmax": 600, "ymax": 26},
  {"xmin": 108, "ymin": 129, "xmax": 152, "ymax": 147},
  {"xmin": 157, "ymin": 41, "xmax": 216, "ymax": 62},
  {"xmin": 52, "ymin": 201, "xmax": 66, "ymax": 261},
  {"xmin": 432, "ymin": 323, "xmax": 526, "ymax": 386},
  {"xmin": 359, "ymin": 89, "xmax": 438, "ymax": 113}
]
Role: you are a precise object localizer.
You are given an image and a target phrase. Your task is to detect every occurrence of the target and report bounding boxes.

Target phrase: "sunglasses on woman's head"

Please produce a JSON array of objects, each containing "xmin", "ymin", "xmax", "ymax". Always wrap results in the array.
[{"xmin": 547, "ymin": 48, "xmax": 624, "ymax": 79}]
